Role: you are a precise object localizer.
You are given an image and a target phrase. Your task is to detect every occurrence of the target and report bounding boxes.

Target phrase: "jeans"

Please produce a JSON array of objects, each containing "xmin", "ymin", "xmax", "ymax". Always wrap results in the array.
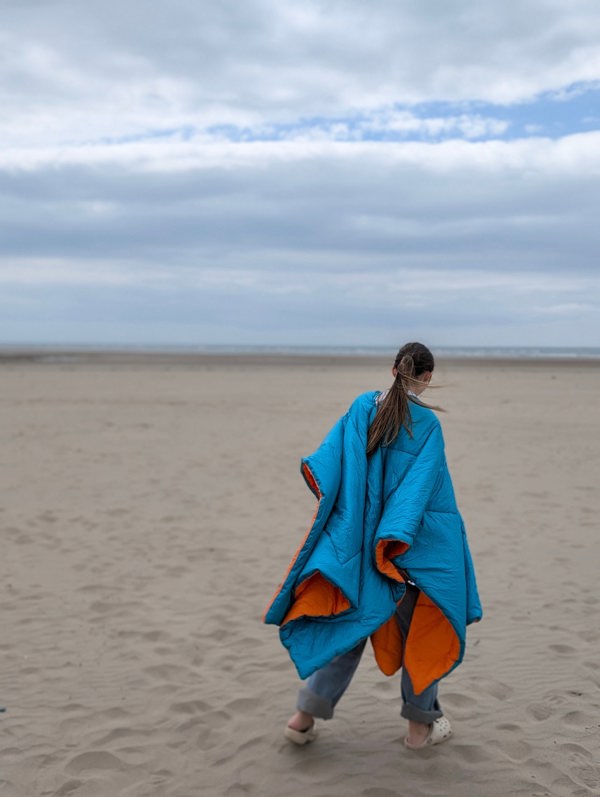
[{"xmin": 296, "ymin": 584, "xmax": 443, "ymax": 724}]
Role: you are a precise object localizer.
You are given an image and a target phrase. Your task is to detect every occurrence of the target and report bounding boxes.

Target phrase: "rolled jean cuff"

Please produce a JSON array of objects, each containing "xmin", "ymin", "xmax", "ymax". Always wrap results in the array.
[
  {"xmin": 297, "ymin": 686, "xmax": 335, "ymax": 719},
  {"xmin": 400, "ymin": 701, "xmax": 443, "ymax": 724}
]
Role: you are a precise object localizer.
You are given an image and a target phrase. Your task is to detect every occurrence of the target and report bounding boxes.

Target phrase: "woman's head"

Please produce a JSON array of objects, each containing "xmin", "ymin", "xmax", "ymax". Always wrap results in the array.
[
  {"xmin": 394, "ymin": 341, "xmax": 435, "ymax": 377},
  {"xmin": 366, "ymin": 341, "xmax": 436, "ymax": 456},
  {"xmin": 392, "ymin": 342, "xmax": 435, "ymax": 396}
]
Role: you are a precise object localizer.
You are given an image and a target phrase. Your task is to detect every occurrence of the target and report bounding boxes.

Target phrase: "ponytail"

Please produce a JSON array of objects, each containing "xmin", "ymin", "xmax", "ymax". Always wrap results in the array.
[{"xmin": 366, "ymin": 342, "xmax": 439, "ymax": 456}]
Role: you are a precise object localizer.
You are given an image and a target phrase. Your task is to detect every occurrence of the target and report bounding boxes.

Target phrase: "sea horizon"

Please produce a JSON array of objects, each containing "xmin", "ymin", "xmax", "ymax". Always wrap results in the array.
[{"xmin": 1, "ymin": 342, "xmax": 600, "ymax": 360}]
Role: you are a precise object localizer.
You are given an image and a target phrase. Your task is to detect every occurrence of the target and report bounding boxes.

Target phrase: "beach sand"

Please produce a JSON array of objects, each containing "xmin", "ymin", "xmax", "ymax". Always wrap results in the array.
[{"xmin": 1, "ymin": 353, "xmax": 599, "ymax": 797}]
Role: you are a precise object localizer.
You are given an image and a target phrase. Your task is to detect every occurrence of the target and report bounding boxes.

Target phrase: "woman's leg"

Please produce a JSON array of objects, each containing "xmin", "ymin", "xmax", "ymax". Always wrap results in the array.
[
  {"xmin": 399, "ymin": 668, "xmax": 442, "ymax": 724},
  {"xmin": 396, "ymin": 584, "xmax": 444, "ymax": 745},
  {"xmin": 288, "ymin": 638, "xmax": 367, "ymax": 730}
]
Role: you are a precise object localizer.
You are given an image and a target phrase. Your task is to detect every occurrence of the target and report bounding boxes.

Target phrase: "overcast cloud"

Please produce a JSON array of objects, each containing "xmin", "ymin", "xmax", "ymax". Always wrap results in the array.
[{"xmin": 1, "ymin": 0, "xmax": 599, "ymax": 347}]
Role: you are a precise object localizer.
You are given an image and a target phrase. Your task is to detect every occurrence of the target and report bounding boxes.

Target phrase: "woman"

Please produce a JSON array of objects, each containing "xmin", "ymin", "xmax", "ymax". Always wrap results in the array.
[{"xmin": 264, "ymin": 343, "xmax": 482, "ymax": 750}]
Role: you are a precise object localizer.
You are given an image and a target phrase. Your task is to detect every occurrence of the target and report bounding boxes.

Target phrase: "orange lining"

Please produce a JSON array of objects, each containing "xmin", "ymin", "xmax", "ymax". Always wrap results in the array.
[
  {"xmin": 371, "ymin": 591, "xmax": 461, "ymax": 692},
  {"xmin": 375, "ymin": 539, "xmax": 409, "ymax": 581},
  {"xmin": 303, "ymin": 464, "xmax": 320, "ymax": 497},
  {"xmin": 282, "ymin": 571, "xmax": 351, "ymax": 624},
  {"xmin": 370, "ymin": 613, "xmax": 404, "ymax": 675},
  {"xmin": 404, "ymin": 592, "xmax": 461, "ymax": 694}
]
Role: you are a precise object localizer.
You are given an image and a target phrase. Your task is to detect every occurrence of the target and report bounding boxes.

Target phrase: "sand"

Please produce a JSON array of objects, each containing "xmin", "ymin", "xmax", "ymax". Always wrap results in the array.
[{"xmin": 0, "ymin": 352, "xmax": 599, "ymax": 797}]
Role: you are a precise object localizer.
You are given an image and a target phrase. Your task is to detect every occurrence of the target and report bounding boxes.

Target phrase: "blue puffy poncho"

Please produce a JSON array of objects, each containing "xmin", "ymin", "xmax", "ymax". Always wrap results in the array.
[{"xmin": 264, "ymin": 391, "xmax": 482, "ymax": 695}]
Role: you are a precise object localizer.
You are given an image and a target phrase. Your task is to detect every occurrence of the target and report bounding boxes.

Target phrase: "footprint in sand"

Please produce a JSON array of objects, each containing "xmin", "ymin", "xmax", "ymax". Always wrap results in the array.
[
  {"xmin": 438, "ymin": 692, "xmax": 478, "ymax": 711},
  {"xmin": 52, "ymin": 779, "xmax": 84, "ymax": 796},
  {"xmin": 583, "ymin": 660, "xmax": 600, "ymax": 671},
  {"xmin": 561, "ymin": 710, "xmax": 595, "ymax": 729},
  {"xmin": 490, "ymin": 737, "xmax": 533, "ymax": 762},
  {"xmin": 578, "ymin": 628, "xmax": 600, "ymax": 643},
  {"xmin": 453, "ymin": 743, "xmax": 493, "ymax": 764},
  {"xmin": 470, "ymin": 677, "xmax": 513, "ymax": 701},
  {"xmin": 224, "ymin": 697, "xmax": 260, "ymax": 714},
  {"xmin": 0, "ymin": 780, "xmax": 18, "ymax": 797},
  {"xmin": 213, "ymin": 737, "xmax": 264, "ymax": 768},
  {"xmin": 556, "ymin": 742, "xmax": 594, "ymax": 760},
  {"xmin": 548, "ymin": 643, "xmax": 576, "ymax": 656},
  {"xmin": 526, "ymin": 702, "xmax": 553, "ymax": 721},
  {"xmin": 224, "ymin": 784, "xmax": 252, "ymax": 797},
  {"xmin": 65, "ymin": 750, "xmax": 127, "ymax": 775},
  {"xmin": 554, "ymin": 743, "xmax": 600, "ymax": 790},
  {"xmin": 169, "ymin": 699, "xmax": 211, "ymax": 716}
]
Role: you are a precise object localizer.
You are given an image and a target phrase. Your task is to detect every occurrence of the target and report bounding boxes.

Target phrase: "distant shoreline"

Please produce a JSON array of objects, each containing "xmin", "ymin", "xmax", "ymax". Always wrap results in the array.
[
  {"xmin": 1, "ymin": 347, "xmax": 599, "ymax": 369},
  {"xmin": 2, "ymin": 343, "xmax": 599, "ymax": 357}
]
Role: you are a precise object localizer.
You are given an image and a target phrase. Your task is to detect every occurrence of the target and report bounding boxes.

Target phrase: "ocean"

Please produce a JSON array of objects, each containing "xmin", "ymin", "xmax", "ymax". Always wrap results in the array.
[
  {"xmin": 185, "ymin": 344, "xmax": 600, "ymax": 359},
  {"xmin": 2, "ymin": 343, "xmax": 600, "ymax": 360}
]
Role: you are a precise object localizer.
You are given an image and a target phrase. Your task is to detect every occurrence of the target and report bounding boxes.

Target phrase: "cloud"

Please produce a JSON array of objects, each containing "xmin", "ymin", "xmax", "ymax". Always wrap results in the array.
[
  {"xmin": 2, "ymin": 0, "xmax": 600, "ymax": 149},
  {"xmin": 1, "ymin": 0, "xmax": 599, "ymax": 346},
  {"xmin": 3, "ymin": 263, "xmax": 597, "ymax": 348}
]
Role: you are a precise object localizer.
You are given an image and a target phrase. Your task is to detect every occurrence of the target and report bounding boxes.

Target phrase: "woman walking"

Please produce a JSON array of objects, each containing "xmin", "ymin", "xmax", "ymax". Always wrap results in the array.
[{"xmin": 264, "ymin": 342, "xmax": 482, "ymax": 750}]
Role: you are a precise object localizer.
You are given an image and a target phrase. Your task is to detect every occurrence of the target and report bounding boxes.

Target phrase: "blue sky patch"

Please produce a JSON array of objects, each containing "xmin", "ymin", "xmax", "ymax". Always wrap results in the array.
[{"xmin": 206, "ymin": 81, "xmax": 600, "ymax": 144}]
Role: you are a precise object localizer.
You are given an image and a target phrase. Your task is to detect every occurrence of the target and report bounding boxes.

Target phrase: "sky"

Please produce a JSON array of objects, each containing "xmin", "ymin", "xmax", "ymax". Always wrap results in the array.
[{"xmin": 1, "ymin": 0, "xmax": 599, "ymax": 348}]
